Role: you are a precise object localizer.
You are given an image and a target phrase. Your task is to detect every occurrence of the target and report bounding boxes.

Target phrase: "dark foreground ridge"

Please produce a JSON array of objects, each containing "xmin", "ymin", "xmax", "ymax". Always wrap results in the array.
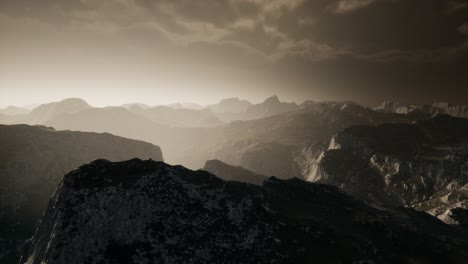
[
  {"xmin": 22, "ymin": 159, "xmax": 468, "ymax": 264},
  {"xmin": 0, "ymin": 124, "xmax": 163, "ymax": 263}
]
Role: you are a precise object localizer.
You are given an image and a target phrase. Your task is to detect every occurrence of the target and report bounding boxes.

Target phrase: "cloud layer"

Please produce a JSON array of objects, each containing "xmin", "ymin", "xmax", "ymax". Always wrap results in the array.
[{"xmin": 1, "ymin": 0, "xmax": 468, "ymax": 106}]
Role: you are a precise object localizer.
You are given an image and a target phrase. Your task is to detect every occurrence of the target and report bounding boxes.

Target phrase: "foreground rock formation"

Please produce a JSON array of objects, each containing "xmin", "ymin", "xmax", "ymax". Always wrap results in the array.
[
  {"xmin": 21, "ymin": 159, "xmax": 468, "ymax": 264},
  {"xmin": 0, "ymin": 125, "xmax": 163, "ymax": 263},
  {"xmin": 316, "ymin": 115, "xmax": 468, "ymax": 224}
]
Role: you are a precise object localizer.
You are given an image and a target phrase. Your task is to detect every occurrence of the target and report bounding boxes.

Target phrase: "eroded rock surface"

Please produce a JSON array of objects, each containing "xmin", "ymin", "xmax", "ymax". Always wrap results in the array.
[
  {"xmin": 317, "ymin": 115, "xmax": 468, "ymax": 223},
  {"xmin": 22, "ymin": 159, "xmax": 468, "ymax": 264}
]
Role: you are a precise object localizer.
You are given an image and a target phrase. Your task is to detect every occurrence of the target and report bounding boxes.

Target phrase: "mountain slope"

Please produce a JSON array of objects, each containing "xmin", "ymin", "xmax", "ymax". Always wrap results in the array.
[
  {"xmin": 203, "ymin": 159, "xmax": 267, "ymax": 185},
  {"xmin": 316, "ymin": 115, "xmax": 468, "ymax": 223},
  {"xmin": 44, "ymin": 106, "xmax": 220, "ymax": 168},
  {"xmin": 213, "ymin": 101, "xmax": 429, "ymax": 179},
  {"xmin": 21, "ymin": 159, "xmax": 468, "ymax": 264},
  {"xmin": 244, "ymin": 95, "xmax": 299, "ymax": 120},
  {"xmin": 8, "ymin": 98, "xmax": 93, "ymax": 125},
  {"xmin": 128, "ymin": 105, "xmax": 224, "ymax": 127},
  {"xmin": 0, "ymin": 106, "xmax": 30, "ymax": 116},
  {"xmin": 207, "ymin": 97, "xmax": 253, "ymax": 113},
  {"xmin": 0, "ymin": 125, "xmax": 163, "ymax": 263}
]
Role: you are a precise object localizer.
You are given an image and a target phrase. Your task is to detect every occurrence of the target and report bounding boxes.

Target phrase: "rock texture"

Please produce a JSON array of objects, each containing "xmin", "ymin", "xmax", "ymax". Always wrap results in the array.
[
  {"xmin": 203, "ymin": 159, "xmax": 267, "ymax": 185},
  {"xmin": 0, "ymin": 125, "xmax": 163, "ymax": 263},
  {"xmin": 316, "ymin": 115, "xmax": 468, "ymax": 223},
  {"xmin": 21, "ymin": 159, "xmax": 468, "ymax": 264},
  {"xmin": 214, "ymin": 101, "xmax": 428, "ymax": 179},
  {"xmin": 376, "ymin": 101, "xmax": 468, "ymax": 118}
]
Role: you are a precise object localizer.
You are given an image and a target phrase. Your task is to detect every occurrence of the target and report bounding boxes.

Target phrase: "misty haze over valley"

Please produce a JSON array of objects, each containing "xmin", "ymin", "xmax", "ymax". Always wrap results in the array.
[{"xmin": 2, "ymin": 0, "xmax": 468, "ymax": 263}]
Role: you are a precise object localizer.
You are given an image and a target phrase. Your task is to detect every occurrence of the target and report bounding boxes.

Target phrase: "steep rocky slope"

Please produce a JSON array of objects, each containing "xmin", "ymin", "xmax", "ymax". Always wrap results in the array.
[
  {"xmin": 0, "ymin": 125, "xmax": 163, "ymax": 263},
  {"xmin": 21, "ymin": 159, "xmax": 468, "ymax": 264},
  {"xmin": 316, "ymin": 115, "xmax": 468, "ymax": 224},
  {"xmin": 213, "ymin": 101, "xmax": 429, "ymax": 178},
  {"xmin": 203, "ymin": 159, "xmax": 267, "ymax": 185}
]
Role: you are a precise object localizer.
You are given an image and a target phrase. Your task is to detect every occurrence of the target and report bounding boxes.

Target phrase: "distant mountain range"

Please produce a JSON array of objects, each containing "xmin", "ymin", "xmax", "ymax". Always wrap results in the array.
[
  {"xmin": 376, "ymin": 101, "xmax": 468, "ymax": 118},
  {"xmin": 21, "ymin": 159, "xmax": 468, "ymax": 264},
  {"xmin": 0, "ymin": 125, "xmax": 163, "ymax": 263},
  {"xmin": 0, "ymin": 106, "xmax": 30, "ymax": 116},
  {"xmin": 206, "ymin": 97, "xmax": 252, "ymax": 114},
  {"xmin": 203, "ymin": 159, "xmax": 267, "ymax": 185},
  {"xmin": 0, "ymin": 97, "xmax": 434, "ymax": 175}
]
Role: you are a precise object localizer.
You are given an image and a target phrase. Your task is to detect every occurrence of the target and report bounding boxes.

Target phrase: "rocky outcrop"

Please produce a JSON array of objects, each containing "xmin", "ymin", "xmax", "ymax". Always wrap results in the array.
[
  {"xmin": 316, "ymin": 115, "xmax": 468, "ymax": 223},
  {"xmin": 376, "ymin": 101, "xmax": 468, "ymax": 118},
  {"xmin": 0, "ymin": 125, "xmax": 163, "ymax": 263},
  {"xmin": 203, "ymin": 159, "xmax": 267, "ymax": 185},
  {"xmin": 214, "ymin": 101, "xmax": 428, "ymax": 179},
  {"xmin": 21, "ymin": 159, "xmax": 468, "ymax": 264}
]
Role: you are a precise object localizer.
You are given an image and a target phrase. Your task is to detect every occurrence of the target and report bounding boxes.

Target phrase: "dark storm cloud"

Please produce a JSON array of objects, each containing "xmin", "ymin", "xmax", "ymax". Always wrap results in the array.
[{"xmin": 1, "ymin": 0, "xmax": 468, "ymax": 106}]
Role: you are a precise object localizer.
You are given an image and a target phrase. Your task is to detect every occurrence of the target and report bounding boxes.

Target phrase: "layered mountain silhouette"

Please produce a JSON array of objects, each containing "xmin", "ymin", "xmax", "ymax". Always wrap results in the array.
[
  {"xmin": 243, "ymin": 95, "xmax": 299, "ymax": 120},
  {"xmin": 168, "ymin": 102, "xmax": 204, "ymax": 110},
  {"xmin": 0, "ymin": 97, "xmax": 432, "ymax": 176},
  {"xmin": 127, "ymin": 105, "xmax": 224, "ymax": 127},
  {"xmin": 121, "ymin": 103, "xmax": 151, "ymax": 109},
  {"xmin": 24, "ymin": 98, "xmax": 92, "ymax": 124},
  {"xmin": 0, "ymin": 106, "xmax": 30, "ymax": 116},
  {"xmin": 21, "ymin": 159, "xmax": 468, "ymax": 264},
  {"xmin": 206, "ymin": 97, "xmax": 253, "ymax": 114},
  {"xmin": 315, "ymin": 115, "xmax": 468, "ymax": 225},
  {"xmin": 0, "ymin": 125, "xmax": 163, "ymax": 263}
]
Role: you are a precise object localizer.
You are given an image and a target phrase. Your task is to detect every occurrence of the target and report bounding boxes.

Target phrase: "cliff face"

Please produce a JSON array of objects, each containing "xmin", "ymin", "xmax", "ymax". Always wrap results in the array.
[
  {"xmin": 0, "ymin": 125, "xmax": 163, "ymax": 263},
  {"xmin": 214, "ymin": 102, "xmax": 428, "ymax": 179},
  {"xmin": 316, "ymin": 115, "xmax": 468, "ymax": 223},
  {"xmin": 21, "ymin": 159, "xmax": 468, "ymax": 264}
]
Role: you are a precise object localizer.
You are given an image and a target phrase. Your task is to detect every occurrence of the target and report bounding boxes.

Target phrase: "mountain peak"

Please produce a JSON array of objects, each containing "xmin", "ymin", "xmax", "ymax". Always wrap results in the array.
[{"xmin": 264, "ymin": 95, "xmax": 280, "ymax": 104}]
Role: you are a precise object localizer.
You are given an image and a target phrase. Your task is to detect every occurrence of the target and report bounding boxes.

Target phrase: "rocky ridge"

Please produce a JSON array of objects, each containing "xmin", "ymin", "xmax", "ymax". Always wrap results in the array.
[
  {"xmin": 315, "ymin": 115, "xmax": 468, "ymax": 224},
  {"xmin": 21, "ymin": 159, "xmax": 468, "ymax": 264},
  {"xmin": 0, "ymin": 124, "xmax": 163, "ymax": 263}
]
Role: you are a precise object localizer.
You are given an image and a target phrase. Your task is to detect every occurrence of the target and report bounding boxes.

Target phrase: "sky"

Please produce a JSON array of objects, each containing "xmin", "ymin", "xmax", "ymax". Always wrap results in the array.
[{"xmin": 1, "ymin": 0, "xmax": 468, "ymax": 108}]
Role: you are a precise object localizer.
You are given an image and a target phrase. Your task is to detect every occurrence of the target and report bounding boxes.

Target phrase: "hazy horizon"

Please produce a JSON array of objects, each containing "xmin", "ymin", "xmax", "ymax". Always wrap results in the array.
[{"xmin": 2, "ymin": 0, "xmax": 468, "ymax": 109}]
